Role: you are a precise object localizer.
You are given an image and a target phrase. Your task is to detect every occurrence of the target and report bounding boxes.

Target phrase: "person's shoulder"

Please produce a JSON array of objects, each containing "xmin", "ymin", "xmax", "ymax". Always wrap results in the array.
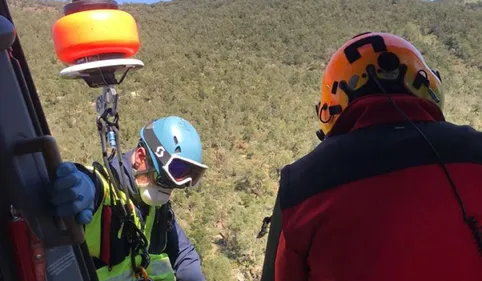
[
  {"xmin": 435, "ymin": 121, "xmax": 482, "ymax": 135},
  {"xmin": 429, "ymin": 121, "xmax": 482, "ymax": 155},
  {"xmin": 277, "ymin": 141, "xmax": 330, "ymax": 207},
  {"xmin": 424, "ymin": 121, "xmax": 482, "ymax": 146},
  {"xmin": 73, "ymin": 162, "xmax": 101, "ymax": 182},
  {"xmin": 279, "ymin": 138, "xmax": 335, "ymax": 177}
]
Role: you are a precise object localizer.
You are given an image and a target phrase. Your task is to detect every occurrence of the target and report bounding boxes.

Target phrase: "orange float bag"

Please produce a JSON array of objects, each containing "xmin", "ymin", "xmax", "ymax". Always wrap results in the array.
[{"xmin": 52, "ymin": 0, "xmax": 140, "ymax": 65}]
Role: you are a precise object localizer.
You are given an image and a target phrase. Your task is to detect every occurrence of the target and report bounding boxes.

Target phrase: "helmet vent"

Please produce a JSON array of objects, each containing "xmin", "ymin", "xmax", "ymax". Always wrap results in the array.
[
  {"xmin": 175, "ymin": 146, "xmax": 181, "ymax": 153},
  {"xmin": 174, "ymin": 136, "xmax": 179, "ymax": 144},
  {"xmin": 378, "ymin": 52, "xmax": 400, "ymax": 72},
  {"xmin": 331, "ymin": 81, "xmax": 338, "ymax": 94},
  {"xmin": 348, "ymin": 75, "xmax": 359, "ymax": 89}
]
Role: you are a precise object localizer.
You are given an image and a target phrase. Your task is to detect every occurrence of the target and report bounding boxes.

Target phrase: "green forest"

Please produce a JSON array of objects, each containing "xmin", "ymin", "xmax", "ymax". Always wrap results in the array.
[{"xmin": 7, "ymin": 0, "xmax": 482, "ymax": 279}]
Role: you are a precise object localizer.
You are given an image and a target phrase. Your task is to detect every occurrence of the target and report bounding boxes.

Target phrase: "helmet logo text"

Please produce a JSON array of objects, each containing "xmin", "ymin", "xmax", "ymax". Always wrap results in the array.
[{"xmin": 155, "ymin": 146, "xmax": 165, "ymax": 158}]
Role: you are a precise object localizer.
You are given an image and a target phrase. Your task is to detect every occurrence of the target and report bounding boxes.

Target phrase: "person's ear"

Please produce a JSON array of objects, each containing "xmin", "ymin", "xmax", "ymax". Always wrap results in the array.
[{"xmin": 133, "ymin": 147, "xmax": 148, "ymax": 169}]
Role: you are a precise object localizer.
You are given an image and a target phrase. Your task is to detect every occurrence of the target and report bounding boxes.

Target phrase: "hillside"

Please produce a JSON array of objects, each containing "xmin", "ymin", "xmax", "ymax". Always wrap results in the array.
[{"xmin": 7, "ymin": 0, "xmax": 482, "ymax": 280}]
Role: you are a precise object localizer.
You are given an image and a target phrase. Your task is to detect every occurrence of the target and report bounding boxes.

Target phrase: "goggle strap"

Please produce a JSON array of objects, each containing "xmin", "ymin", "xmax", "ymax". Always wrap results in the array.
[{"xmin": 142, "ymin": 127, "xmax": 172, "ymax": 168}]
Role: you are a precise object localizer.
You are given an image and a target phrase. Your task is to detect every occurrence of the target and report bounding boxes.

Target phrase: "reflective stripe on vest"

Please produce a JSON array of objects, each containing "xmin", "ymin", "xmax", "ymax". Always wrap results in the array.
[
  {"xmin": 84, "ymin": 165, "xmax": 176, "ymax": 281},
  {"xmin": 96, "ymin": 254, "xmax": 175, "ymax": 281}
]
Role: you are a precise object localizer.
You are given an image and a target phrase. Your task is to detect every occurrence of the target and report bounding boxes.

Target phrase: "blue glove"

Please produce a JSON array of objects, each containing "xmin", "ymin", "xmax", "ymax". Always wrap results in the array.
[{"xmin": 49, "ymin": 162, "xmax": 95, "ymax": 224}]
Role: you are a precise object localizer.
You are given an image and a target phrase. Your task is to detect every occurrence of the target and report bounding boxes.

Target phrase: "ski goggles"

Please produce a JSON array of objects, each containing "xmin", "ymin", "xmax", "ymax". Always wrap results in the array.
[{"xmin": 142, "ymin": 127, "xmax": 208, "ymax": 188}]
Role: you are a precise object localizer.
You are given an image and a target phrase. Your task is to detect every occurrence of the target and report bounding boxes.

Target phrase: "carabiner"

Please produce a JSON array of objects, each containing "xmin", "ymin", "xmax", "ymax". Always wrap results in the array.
[{"xmin": 135, "ymin": 266, "xmax": 150, "ymax": 281}]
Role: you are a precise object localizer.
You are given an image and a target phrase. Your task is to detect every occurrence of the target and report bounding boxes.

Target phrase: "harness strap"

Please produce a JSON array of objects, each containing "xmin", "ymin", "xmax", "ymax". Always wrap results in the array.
[
  {"xmin": 100, "ymin": 205, "xmax": 112, "ymax": 266},
  {"xmin": 92, "ymin": 160, "xmax": 151, "ymax": 273}
]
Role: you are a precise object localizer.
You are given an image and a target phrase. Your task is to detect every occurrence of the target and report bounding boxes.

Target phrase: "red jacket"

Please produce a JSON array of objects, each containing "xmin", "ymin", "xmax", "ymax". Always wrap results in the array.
[{"xmin": 274, "ymin": 94, "xmax": 482, "ymax": 281}]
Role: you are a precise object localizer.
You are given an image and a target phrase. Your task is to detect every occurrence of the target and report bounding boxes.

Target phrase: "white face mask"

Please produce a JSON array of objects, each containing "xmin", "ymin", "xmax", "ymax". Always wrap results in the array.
[{"xmin": 136, "ymin": 181, "xmax": 172, "ymax": 206}]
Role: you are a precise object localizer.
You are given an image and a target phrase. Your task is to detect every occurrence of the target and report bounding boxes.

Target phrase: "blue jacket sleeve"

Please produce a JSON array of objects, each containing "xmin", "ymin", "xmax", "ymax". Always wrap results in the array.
[{"xmin": 165, "ymin": 217, "xmax": 205, "ymax": 281}]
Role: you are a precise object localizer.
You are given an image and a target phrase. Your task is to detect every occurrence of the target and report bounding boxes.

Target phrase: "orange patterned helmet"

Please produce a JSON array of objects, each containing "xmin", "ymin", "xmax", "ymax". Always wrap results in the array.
[{"xmin": 316, "ymin": 32, "xmax": 444, "ymax": 139}]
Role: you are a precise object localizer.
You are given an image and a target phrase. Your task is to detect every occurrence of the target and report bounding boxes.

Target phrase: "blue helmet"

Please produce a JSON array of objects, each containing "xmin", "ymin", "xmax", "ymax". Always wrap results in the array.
[{"xmin": 139, "ymin": 116, "xmax": 208, "ymax": 188}]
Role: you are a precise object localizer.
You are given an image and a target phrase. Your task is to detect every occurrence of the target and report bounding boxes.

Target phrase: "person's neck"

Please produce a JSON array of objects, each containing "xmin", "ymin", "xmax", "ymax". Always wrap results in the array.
[{"xmin": 328, "ymin": 94, "xmax": 445, "ymax": 137}]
